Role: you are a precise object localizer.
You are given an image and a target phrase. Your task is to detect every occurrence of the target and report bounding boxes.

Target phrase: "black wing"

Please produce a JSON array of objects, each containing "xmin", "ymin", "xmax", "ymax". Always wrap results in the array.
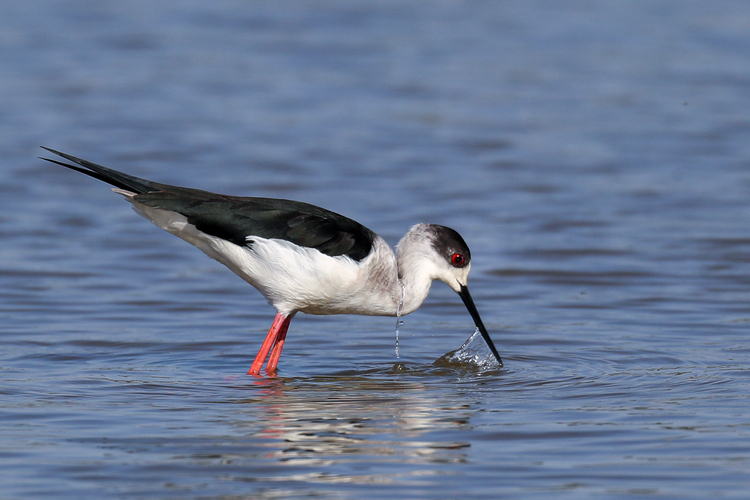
[{"xmin": 41, "ymin": 147, "xmax": 375, "ymax": 261}]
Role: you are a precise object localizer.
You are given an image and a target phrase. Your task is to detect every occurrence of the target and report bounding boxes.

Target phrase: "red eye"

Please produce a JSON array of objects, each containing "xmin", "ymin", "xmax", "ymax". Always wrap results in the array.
[{"xmin": 451, "ymin": 253, "xmax": 465, "ymax": 267}]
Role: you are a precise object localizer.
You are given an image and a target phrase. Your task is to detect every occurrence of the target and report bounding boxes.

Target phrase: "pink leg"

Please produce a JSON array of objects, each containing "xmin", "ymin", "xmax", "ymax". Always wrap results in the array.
[
  {"xmin": 248, "ymin": 313, "xmax": 288, "ymax": 376},
  {"xmin": 265, "ymin": 316, "xmax": 292, "ymax": 375}
]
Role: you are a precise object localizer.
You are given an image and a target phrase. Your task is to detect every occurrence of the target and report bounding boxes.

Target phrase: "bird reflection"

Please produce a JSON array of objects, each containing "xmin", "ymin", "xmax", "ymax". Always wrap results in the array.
[{"xmin": 227, "ymin": 374, "xmax": 474, "ymax": 481}]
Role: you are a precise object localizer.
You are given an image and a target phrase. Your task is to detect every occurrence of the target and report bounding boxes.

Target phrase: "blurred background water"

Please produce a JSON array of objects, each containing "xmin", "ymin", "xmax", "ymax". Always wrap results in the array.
[{"xmin": 2, "ymin": 1, "xmax": 750, "ymax": 498}]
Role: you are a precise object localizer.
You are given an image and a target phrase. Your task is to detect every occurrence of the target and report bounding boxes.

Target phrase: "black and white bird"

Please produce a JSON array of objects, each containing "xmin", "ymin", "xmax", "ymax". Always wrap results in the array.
[{"xmin": 41, "ymin": 147, "xmax": 502, "ymax": 375}]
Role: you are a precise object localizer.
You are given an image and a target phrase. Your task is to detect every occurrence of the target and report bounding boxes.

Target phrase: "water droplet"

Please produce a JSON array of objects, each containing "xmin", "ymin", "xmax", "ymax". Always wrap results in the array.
[{"xmin": 394, "ymin": 280, "xmax": 405, "ymax": 358}]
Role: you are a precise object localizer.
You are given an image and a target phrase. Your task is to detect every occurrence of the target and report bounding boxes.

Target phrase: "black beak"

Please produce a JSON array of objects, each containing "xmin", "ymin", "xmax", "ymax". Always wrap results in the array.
[{"xmin": 458, "ymin": 285, "xmax": 503, "ymax": 367}]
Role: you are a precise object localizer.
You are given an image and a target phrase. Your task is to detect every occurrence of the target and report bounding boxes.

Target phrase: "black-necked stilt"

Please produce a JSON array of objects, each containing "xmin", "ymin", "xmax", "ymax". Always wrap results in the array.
[{"xmin": 41, "ymin": 147, "xmax": 502, "ymax": 375}]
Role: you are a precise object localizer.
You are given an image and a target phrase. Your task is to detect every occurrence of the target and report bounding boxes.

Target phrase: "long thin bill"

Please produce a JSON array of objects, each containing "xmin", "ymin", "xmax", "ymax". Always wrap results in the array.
[{"xmin": 458, "ymin": 285, "xmax": 503, "ymax": 367}]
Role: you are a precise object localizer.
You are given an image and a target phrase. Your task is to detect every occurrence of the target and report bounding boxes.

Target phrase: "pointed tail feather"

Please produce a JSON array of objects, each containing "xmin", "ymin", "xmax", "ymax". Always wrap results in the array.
[{"xmin": 40, "ymin": 147, "xmax": 160, "ymax": 195}]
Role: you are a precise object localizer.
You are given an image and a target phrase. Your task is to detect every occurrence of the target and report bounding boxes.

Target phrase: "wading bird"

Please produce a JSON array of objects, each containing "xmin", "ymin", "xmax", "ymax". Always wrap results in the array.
[{"xmin": 41, "ymin": 147, "xmax": 502, "ymax": 375}]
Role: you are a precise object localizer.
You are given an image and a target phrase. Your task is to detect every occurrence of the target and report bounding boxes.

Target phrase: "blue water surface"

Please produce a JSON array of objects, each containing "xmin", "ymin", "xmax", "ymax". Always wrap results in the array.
[{"xmin": 2, "ymin": 1, "xmax": 750, "ymax": 498}]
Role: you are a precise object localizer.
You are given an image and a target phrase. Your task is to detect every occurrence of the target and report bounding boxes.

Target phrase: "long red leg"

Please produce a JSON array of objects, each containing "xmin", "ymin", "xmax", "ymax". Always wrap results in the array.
[
  {"xmin": 248, "ymin": 313, "xmax": 288, "ymax": 375},
  {"xmin": 265, "ymin": 315, "xmax": 292, "ymax": 375}
]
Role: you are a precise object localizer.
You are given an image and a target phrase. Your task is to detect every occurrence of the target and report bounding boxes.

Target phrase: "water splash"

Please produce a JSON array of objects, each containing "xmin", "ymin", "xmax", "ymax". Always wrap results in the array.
[
  {"xmin": 440, "ymin": 328, "xmax": 502, "ymax": 369},
  {"xmin": 394, "ymin": 280, "xmax": 405, "ymax": 358}
]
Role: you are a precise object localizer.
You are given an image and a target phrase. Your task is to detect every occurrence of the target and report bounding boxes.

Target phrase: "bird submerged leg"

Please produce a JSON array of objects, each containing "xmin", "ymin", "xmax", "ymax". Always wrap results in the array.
[{"xmin": 248, "ymin": 312, "xmax": 293, "ymax": 376}]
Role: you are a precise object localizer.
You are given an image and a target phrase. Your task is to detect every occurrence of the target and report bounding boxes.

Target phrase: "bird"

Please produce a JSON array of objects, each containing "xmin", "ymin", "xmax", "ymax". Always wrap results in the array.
[{"xmin": 40, "ymin": 147, "xmax": 503, "ymax": 375}]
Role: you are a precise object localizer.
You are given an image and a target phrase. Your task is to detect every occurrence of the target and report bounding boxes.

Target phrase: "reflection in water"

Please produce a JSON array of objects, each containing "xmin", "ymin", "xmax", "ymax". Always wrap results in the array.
[{"xmin": 228, "ymin": 376, "xmax": 473, "ymax": 485}]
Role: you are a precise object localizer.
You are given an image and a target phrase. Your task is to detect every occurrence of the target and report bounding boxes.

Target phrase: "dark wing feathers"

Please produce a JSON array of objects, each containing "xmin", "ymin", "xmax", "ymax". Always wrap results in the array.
[
  {"xmin": 41, "ymin": 148, "xmax": 375, "ymax": 261},
  {"xmin": 41, "ymin": 147, "xmax": 162, "ymax": 194}
]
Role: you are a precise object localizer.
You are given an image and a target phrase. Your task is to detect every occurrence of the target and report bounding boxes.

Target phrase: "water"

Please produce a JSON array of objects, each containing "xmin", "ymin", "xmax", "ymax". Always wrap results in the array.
[
  {"xmin": 395, "ymin": 280, "xmax": 405, "ymax": 358},
  {"xmin": 439, "ymin": 328, "xmax": 502, "ymax": 370},
  {"xmin": 2, "ymin": 1, "xmax": 750, "ymax": 498}
]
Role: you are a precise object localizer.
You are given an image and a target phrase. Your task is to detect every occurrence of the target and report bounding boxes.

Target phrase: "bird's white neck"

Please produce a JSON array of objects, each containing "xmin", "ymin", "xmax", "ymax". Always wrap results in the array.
[
  {"xmin": 353, "ymin": 232, "xmax": 436, "ymax": 317},
  {"xmin": 393, "ymin": 229, "xmax": 441, "ymax": 316}
]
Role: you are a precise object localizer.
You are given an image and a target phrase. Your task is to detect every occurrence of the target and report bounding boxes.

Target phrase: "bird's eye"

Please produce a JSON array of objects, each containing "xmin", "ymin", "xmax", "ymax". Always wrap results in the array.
[{"xmin": 451, "ymin": 253, "xmax": 465, "ymax": 267}]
